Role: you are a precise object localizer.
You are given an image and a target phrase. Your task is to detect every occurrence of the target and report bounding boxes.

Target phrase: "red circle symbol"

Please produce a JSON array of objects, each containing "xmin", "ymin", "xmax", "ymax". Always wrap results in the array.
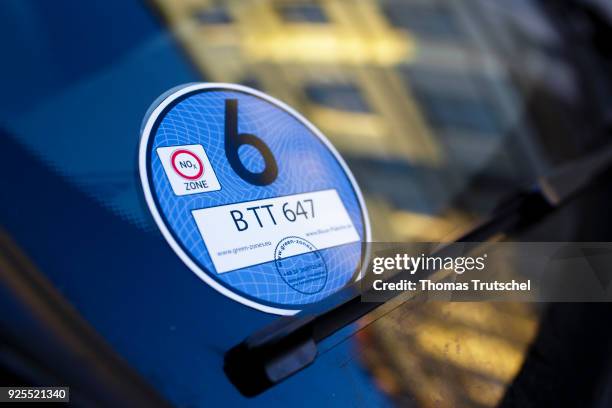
[{"xmin": 171, "ymin": 149, "xmax": 204, "ymax": 180}]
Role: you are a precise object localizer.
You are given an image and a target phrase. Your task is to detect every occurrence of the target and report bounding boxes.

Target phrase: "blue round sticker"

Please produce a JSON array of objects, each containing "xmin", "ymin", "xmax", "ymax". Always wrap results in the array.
[{"xmin": 139, "ymin": 83, "xmax": 370, "ymax": 315}]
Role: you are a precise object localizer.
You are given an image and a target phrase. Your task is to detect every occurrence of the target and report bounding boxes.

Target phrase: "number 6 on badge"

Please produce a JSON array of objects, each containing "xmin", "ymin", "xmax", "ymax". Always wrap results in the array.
[{"xmin": 224, "ymin": 99, "xmax": 278, "ymax": 186}]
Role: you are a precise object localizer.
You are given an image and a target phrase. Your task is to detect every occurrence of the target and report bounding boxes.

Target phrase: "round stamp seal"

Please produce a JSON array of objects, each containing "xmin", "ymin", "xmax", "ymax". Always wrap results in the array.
[{"xmin": 274, "ymin": 236, "xmax": 328, "ymax": 294}]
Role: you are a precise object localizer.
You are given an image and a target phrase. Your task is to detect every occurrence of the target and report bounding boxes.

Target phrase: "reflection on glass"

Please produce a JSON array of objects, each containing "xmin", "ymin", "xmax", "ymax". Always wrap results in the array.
[{"xmin": 148, "ymin": 0, "xmax": 578, "ymax": 405}]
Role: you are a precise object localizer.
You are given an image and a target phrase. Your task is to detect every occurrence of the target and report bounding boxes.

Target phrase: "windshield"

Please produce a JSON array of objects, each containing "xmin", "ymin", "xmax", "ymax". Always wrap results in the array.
[
  {"xmin": 1, "ymin": 1, "xmax": 610, "ymax": 407},
  {"xmin": 2, "ymin": 0, "xmax": 598, "ymax": 240}
]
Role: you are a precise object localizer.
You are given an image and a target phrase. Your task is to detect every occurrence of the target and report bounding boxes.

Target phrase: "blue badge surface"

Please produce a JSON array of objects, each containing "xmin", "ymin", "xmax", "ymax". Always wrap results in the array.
[{"xmin": 139, "ymin": 84, "xmax": 370, "ymax": 314}]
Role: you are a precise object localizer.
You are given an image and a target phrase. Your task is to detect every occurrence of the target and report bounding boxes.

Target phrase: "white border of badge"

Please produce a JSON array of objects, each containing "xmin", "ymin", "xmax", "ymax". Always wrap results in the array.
[{"xmin": 139, "ymin": 83, "xmax": 371, "ymax": 315}]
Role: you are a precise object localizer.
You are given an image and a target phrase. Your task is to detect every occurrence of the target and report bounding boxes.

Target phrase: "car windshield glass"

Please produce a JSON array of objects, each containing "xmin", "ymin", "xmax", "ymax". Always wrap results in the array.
[
  {"xmin": 2, "ymin": 1, "xmax": 612, "ymax": 406},
  {"xmin": 2, "ymin": 1, "xmax": 604, "ymax": 241}
]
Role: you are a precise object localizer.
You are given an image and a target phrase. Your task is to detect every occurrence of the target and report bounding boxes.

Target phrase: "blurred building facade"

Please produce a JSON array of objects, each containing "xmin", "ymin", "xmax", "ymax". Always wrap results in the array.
[{"xmin": 150, "ymin": 0, "xmax": 547, "ymax": 244}]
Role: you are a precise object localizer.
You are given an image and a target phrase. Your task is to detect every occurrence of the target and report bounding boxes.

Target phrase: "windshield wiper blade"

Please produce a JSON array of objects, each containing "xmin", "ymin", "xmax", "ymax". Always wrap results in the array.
[{"xmin": 224, "ymin": 144, "xmax": 612, "ymax": 397}]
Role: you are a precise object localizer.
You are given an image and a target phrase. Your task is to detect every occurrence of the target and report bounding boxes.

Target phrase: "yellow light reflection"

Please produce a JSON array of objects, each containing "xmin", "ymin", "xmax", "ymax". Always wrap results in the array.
[{"xmin": 359, "ymin": 302, "xmax": 538, "ymax": 408}]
